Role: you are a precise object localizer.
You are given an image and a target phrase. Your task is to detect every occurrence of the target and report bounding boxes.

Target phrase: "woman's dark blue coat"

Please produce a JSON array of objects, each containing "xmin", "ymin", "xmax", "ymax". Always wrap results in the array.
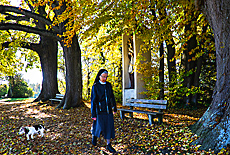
[{"xmin": 91, "ymin": 81, "xmax": 117, "ymax": 139}]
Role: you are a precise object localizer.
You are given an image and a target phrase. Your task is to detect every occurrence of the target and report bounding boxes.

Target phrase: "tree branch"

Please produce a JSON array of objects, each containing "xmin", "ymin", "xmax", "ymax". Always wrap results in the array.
[
  {"xmin": 1, "ymin": 41, "xmax": 40, "ymax": 52},
  {"xmin": 2, "ymin": 12, "xmax": 30, "ymax": 22},
  {"xmin": 0, "ymin": 5, "xmax": 60, "ymax": 33},
  {"xmin": 20, "ymin": 42, "xmax": 41, "ymax": 52},
  {"xmin": 0, "ymin": 23, "xmax": 60, "ymax": 41}
]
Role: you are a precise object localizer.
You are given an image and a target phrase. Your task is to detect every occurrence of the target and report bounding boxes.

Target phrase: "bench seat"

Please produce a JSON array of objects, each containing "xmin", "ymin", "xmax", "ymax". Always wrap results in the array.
[
  {"xmin": 118, "ymin": 99, "xmax": 167, "ymax": 125},
  {"xmin": 49, "ymin": 94, "xmax": 64, "ymax": 104}
]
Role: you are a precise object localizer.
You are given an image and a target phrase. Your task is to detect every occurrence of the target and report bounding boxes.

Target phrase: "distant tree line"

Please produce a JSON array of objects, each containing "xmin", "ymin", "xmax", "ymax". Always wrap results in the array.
[{"xmin": 0, "ymin": 74, "xmax": 33, "ymax": 98}]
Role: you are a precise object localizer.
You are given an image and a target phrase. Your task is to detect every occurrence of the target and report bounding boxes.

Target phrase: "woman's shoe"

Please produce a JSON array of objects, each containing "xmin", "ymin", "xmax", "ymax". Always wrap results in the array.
[
  {"xmin": 92, "ymin": 135, "xmax": 97, "ymax": 146},
  {"xmin": 106, "ymin": 143, "xmax": 116, "ymax": 153}
]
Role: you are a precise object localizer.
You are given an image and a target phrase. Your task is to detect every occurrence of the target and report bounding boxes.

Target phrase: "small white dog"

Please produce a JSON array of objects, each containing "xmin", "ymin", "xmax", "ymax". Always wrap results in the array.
[{"xmin": 18, "ymin": 125, "xmax": 45, "ymax": 140}]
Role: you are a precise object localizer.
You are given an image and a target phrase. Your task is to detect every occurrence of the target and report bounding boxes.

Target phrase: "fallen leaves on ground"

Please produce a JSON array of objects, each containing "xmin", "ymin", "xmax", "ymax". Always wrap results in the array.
[{"xmin": 0, "ymin": 99, "xmax": 229, "ymax": 154}]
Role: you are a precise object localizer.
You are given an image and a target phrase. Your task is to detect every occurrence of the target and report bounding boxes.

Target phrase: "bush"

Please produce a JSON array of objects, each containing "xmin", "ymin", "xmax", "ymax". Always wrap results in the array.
[{"xmin": 8, "ymin": 74, "xmax": 34, "ymax": 98}]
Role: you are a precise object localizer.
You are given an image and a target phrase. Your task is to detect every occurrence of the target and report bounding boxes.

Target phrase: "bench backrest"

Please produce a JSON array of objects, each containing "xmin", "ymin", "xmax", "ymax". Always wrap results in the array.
[
  {"xmin": 56, "ymin": 94, "xmax": 64, "ymax": 97},
  {"xmin": 55, "ymin": 94, "xmax": 64, "ymax": 99},
  {"xmin": 125, "ymin": 99, "xmax": 167, "ymax": 110}
]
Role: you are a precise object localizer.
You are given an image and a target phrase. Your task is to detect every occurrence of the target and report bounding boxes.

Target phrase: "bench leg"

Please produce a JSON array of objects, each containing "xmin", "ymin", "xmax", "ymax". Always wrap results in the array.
[
  {"xmin": 158, "ymin": 110, "xmax": 163, "ymax": 124},
  {"xmin": 148, "ymin": 115, "xmax": 154, "ymax": 125},
  {"xmin": 129, "ymin": 106, "xmax": 133, "ymax": 118},
  {"xmin": 120, "ymin": 111, "xmax": 125, "ymax": 119},
  {"xmin": 158, "ymin": 115, "xmax": 163, "ymax": 124},
  {"xmin": 119, "ymin": 111, "xmax": 134, "ymax": 119},
  {"xmin": 129, "ymin": 112, "xmax": 133, "ymax": 118}
]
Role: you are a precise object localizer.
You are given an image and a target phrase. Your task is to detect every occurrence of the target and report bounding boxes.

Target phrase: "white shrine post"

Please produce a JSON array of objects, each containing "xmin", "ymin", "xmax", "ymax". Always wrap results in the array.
[{"xmin": 122, "ymin": 33, "xmax": 151, "ymax": 106}]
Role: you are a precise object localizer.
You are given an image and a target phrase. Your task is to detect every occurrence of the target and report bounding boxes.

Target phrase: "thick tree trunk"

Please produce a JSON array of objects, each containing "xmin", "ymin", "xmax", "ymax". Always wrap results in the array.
[
  {"xmin": 191, "ymin": 0, "xmax": 230, "ymax": 152},
  {"xmin": 28, "ymin": 5, "xmax": 59, "ymax": 102},
  {"xmin": 57, "ymin": 35, "xmax": 83, "ymax": 109},
  {"xmin": 191, "ymin": 55, "xmax": 202, "ymax": 104},
  {"xmin": 34, "ymin": 36, "xmax": 59, "ymax": 102},
  {"xmin": 166, "ymin": 38, "xmax": 177, "ymax": 105},
  {"xmin": 0, "ymin": 4, "xmax": 60, "ymax": 102},
  {"xmin": 191, "ymin": 26, "xmax": 207, "ymax": 104},
  {"xmin": 183, "ymin": 21, "xmax": 198, "ymax": 105},
  {"xmin": 159, "ymin": 43, "xmax": 164, "ymax": 100},
  {"xmin": 166, "ymin": 39, "xmax": 176, "ymax": 83}
]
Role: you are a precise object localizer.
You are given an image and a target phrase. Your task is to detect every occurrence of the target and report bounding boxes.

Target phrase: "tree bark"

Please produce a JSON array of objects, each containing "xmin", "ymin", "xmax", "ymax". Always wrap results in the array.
[
  {"xmin": 51, "ymin": 1, "xmax": 83, "ymax": 109},
  {"xmin": 191, "ymin": 25, "xmax": 207, "ymax": 105},
  {"xmin": 1, "ymin": 36, "xmax": 59, "ymax": 102},
  {"xmin": 191, "ymin": 0, "xmax": 230, "ymax": 152},
  {"xmin": 32, "ymin": 5, "xmax": 59, "ymax": 102},
  {"xmin": 34, "ymin": 36, "xmax": 59, "ymax": 102},
  {"xmin": 183, "ymin": 18, "xmax": 198, "ymax": 105},
  {"xmin": 166, "ymin": 39, "xmax": 176, "ymax": 83},
  {"xmin": 0, "ymin": 4, "xmax": 60, "ymax": 102},
  {"xmin": 159, "ymin": 43, "xmax": 164, "ymax": 100},
  {"xmin": 190, "ymin": 55, "xmax": 202, "ymax": 105},
  {"xmin": 57, "ymin": 35, "xmax": 83, "ymax": 109}
]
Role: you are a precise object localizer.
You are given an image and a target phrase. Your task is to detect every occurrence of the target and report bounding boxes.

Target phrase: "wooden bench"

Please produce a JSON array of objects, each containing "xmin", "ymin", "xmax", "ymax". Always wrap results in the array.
[
  {"xmin": 118, "ymin": 99, "xmax": 167, "ymax": 125},
  {"xmin": 49, "ymin": 94, "xmax": 64, "ymax": 104}
]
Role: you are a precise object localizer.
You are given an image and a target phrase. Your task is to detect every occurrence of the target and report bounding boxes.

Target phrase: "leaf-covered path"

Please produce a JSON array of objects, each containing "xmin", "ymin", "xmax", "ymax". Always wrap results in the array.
[{"xmin": 0, "ymin": 99, "xmax": 229, "ymax": 154}]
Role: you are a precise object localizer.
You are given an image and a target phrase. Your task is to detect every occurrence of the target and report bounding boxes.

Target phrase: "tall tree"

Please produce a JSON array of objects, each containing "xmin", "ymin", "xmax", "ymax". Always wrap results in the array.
[
  {"xmin": 57, "ymin": 35, "xmax": 82, "ymax": 109},
  {"xmin": 191, "ymin": 25, "xmax": 208, "ymax": 105},
  {"xmin": 0, "ymin": 4, "xmax": 59, "ymax": 102},
  {"xmin": 26, "ymin": 2, "xmax": 60, "ymax": 101},
  {"xmin": 0, "ymin": 1, "xmax": 83, "ymax": 108},
  {"xmin": 183, "ymin": 12, "xmax": 198, "ymax": 105},
  {"xmin": 191, "ymin": 0, "xmax": 230, "ymax": 152},
  {"xmin": 49, "ymin": 1, "xmax": 82, "ymax": 109}
]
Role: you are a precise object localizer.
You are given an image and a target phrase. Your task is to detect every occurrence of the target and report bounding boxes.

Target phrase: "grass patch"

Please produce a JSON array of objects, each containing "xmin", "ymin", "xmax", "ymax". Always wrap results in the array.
[{"xmin": 0, "ymin": 98, "xmax": 31, "ymax": 102}]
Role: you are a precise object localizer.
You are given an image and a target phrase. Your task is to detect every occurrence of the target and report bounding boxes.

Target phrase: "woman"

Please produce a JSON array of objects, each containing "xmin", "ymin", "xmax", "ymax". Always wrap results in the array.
[{"xmin": 91, "ymin": 69, "xmax": 117, "ymax": 153}]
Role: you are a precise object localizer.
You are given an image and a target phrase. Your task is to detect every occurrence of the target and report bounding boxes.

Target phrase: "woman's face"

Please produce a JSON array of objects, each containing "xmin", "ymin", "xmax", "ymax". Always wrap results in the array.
[{"xmin": 100, "ymin": 73, "xmax": 108, "ymax": 83}]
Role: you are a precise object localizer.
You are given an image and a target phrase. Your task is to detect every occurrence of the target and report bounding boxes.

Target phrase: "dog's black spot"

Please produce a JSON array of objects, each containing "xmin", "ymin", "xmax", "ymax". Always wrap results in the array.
[
  {"xmin": 25, "ymin": 128, "xmax": 30, "ymax": 134},
  {"xmin": 33, "ymin": 125, "xmax": 43, "ymax": 131}
]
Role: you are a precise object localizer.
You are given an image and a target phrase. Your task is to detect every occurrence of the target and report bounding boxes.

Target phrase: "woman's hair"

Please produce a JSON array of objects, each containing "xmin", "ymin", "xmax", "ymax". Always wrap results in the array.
[{"xmin": 94, "ymin": 69, "xmax": 108, "ymax": 84}]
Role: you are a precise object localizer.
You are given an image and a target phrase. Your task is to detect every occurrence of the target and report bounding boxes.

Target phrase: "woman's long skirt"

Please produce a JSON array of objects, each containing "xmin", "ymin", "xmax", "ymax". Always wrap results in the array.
[{"xmin": 91, "ymin": 113, "xmax": 115, "ymax": 139}]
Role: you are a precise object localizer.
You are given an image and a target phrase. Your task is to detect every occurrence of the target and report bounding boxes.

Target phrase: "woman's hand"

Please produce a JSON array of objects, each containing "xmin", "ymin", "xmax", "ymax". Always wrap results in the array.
[{"xmin": 92, "ymin": 117, "xmax": 96, "ymax": 121}]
